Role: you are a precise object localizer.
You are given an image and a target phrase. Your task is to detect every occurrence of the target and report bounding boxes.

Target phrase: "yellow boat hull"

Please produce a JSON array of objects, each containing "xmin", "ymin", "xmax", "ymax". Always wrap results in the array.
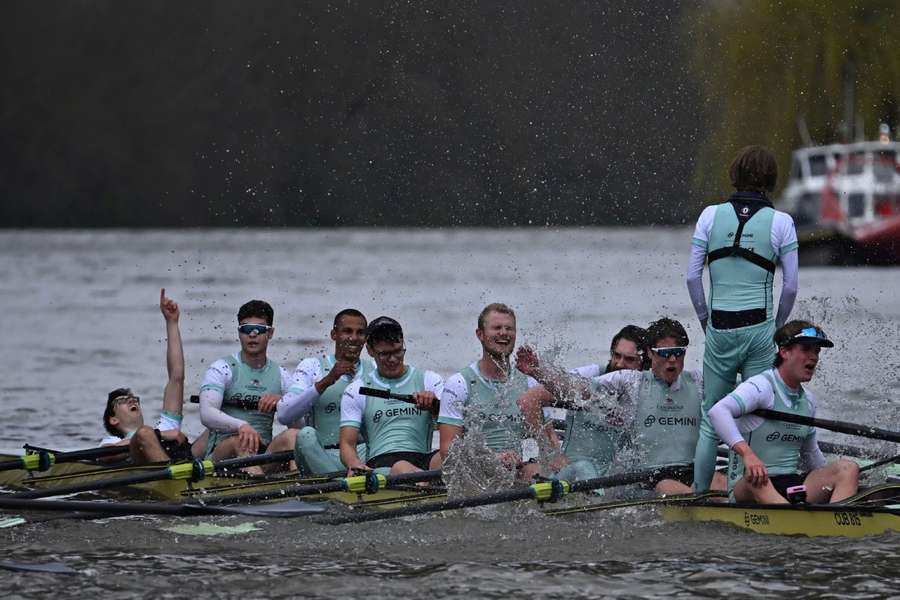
[
  {"xmin": 659, "ymin": 503, "xmax": 900, "ymax": 537},
  {"xmin": 659, "ymin": 484, "xmax": 900, "ymax": 537}
]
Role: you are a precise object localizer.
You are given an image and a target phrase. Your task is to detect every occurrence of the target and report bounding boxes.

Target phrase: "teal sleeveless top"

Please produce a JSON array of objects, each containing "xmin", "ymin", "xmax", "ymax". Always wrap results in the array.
[
  {"xmin": 359, "ymin": 367, "xmax": 433, "ymax": 459},
  {"xmin": 707, "ymin": 198, "xmax": 778, "ymax": 315},
  {"xmin": 459, "ymin": 364, "xmax": 531, "ymax": 452},
  {"xmin": 726, "ymin": 370, "xmax": 815, "ymax": 489},
  {"xmin": 309, "ymin": 355, "xmax": 375, "ymax": 447},
  {"xmin": 631, "ymin": 371, "xmax": 703, "ymax": 469}
]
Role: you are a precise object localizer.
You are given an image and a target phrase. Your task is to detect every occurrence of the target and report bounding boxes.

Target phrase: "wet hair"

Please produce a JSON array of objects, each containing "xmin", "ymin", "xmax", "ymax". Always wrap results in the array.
[
  {"xmin": 103, "ymin": 387, "xmax": 131, "ymax": 437},
  {"xmin": 646, "ymin": 317, "xmax": 689, "ymax": 348},
  {"xmin": 610, "ymin": 324, "xmax": 650, "ymax": 369},
  {"xmin": 773, "ymin": 319, "xmax": 819, "ymax": 367},
  {"xmin": 237, "ymin": 300, "xmax": 274, "ymax": 326},
  {"xmin": 366, "ymin": 316, "xmax": 404, "ymax": 346},
  {"xmin": 729, "ymin": 145, "xmax": 778, "ymax": 193},
  {"xmin": 333, "ymin": 308, "xmax": 366, "ymax": 329},
  {"xmin": 477, "ymin": 303, "xmax": 516, "ymax": 330}
]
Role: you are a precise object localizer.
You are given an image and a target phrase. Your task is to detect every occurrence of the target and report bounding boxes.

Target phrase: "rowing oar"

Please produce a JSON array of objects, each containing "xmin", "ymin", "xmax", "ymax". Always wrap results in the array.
[
  {"xmin": 327, "ymin": 465, "xmax": 682, "ymax": 525},
  {"xmin": 753, "ymin": 409, "xmax": 900, "ymax": 444},
  {"xmin": 0, "ymin": 445, "xmax": 129, "ymax": 473},
  {"xmin": 0, "ymin": 496, "xmax": 324, "ymax": 518},
  {"xmin": 8, "ymin": 451, "xmax": 294, "ymax": 500},
  {"xmin": 359, "ymin": 386, "xmax": 440, "ymax": 414},
  {"xmin": 196, "ymin": 468, "xmax": 444, "ymax": 506}
]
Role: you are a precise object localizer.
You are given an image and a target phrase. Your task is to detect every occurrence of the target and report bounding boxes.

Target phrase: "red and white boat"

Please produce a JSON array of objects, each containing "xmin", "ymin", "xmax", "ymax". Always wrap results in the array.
[{"xmin": 779, "ymin": 125, "xmax": 900, "ymax": 265}]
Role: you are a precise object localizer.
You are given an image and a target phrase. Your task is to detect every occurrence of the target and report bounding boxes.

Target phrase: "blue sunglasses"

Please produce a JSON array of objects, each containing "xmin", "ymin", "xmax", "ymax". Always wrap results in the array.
[
  {"xmin": 788, "ymin": 327, "xmax": 834, "ymax": 347},
  {"xmin": 238, "ymin": 324, "xmax": 272, "ymax": 335},
  {"xmin": 651, "ymin": 346, "xmax": 687, "ymax": 359}
]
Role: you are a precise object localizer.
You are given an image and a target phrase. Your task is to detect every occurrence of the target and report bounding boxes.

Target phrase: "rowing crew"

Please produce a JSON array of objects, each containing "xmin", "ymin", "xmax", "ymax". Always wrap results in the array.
[{"xmin": 101, "ymin": 291, "xmax": 858, "ymax": 505}]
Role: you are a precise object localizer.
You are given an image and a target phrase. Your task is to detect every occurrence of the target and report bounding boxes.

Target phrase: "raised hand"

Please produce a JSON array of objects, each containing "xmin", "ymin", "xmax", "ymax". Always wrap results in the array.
[
  {"xmin": 159, "ymin": 288, "xmax": 180, "ymax": 322},
  {"xmin": 515, "ymin": 345, "xmax": 540, "ymax": 376}
]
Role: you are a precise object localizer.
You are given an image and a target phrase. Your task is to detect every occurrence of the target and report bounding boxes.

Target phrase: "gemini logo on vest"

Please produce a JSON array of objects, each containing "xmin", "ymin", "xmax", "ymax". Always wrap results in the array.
[{"xmin": 765, "ymin": 431, "xmax": 804, "ymax": 443}]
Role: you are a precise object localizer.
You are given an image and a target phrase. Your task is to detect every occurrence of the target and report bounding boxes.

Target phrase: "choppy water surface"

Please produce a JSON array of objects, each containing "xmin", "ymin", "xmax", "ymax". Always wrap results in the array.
[{"xmin": 0, "ymin": 228, "xmax": 898, "ymax": 598}]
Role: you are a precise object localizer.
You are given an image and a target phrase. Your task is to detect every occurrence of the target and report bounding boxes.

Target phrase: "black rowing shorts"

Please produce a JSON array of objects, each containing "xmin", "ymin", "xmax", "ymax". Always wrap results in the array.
[{"xmin": 367, "ymin": 450, "xmax": 439, "ymax": 471}]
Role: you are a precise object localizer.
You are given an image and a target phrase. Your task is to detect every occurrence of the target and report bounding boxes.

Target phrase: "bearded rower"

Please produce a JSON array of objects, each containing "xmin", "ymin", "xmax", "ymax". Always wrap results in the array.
[
  {"xmin": 708, "ymin": 320, "xmax": 859, "ymax": 504},
  {"xmin": 437, "ymin": 303, "xmax": 540, "ymax": 479},
  {"xmin": 687, "ymin": 146, "xmax": 800, "ymax": 492},
  {"xmin": 340, "ymin": 316, "xmax": 443, "ymax": 475},
  {"xmin": 198, "ymin": 299, "xmax": 296, "ymax": 472},
  {"xmin": 100, "ymin": 289, "xmax": 206, "ymax": 463},
  {"xmin": 517, "ymin": 324, "xmax": 647, "ymax": 481},
  {"xmin": 519, "ymin": 318, "xmax": 726, "ymax": 495},
  {"xmin": 277, "ymin": 309, "xmax": 375, "ymax": 474}
]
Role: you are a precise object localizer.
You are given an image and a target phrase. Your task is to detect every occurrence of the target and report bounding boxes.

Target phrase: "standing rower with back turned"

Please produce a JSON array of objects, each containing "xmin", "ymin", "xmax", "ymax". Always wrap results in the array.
[
  {"xmin": 278, "ymin": 309, "xmax": 375, "ymax": 474},
  {"xmin": 708, "ymin": 320, "xmax": 859, "ymax": 503},
  {"xmin": 687, "ymin": 146, "xmax": 800, "ymax": 492}
]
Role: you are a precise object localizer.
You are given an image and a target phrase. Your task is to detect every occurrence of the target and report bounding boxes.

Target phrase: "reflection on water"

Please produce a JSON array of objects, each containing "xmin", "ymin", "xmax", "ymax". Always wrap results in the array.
[{"xmin": 1, "ymin": 229, "xmax": 899, "ymax": 598}]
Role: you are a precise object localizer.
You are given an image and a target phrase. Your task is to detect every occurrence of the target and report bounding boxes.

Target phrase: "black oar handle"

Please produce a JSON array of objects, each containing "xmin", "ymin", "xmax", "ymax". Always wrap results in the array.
[
  {"xmin": 754, "ymin": 409, "xmax": 900, "ymax": 444},
  {"xmin": 189, "ymin": 394, "xmax": 259, "ymax": 410},
  {"xmin": 359, "ymin": 387, "xmax": 416, "ymax": 401},
  {"xmin": 359, "ymin": 387, "xmax": 440, "ymax": 415}
]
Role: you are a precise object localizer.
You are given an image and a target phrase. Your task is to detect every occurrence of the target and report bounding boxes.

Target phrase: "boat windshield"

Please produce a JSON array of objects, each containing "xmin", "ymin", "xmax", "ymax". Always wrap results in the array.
[
  {"xmin": 808, "ymin": 154, "xmax": 829, "ymax": 176},
  {"xmin": 847, "ymin": 151, "xmax": 866, "ymax": 175}
]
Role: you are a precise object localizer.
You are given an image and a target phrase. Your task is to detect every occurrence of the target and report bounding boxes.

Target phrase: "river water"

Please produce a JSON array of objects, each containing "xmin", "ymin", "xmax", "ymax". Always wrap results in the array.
[{"xmin": 0, "ymin": 228, "xmax": 898, "ymax": 598}]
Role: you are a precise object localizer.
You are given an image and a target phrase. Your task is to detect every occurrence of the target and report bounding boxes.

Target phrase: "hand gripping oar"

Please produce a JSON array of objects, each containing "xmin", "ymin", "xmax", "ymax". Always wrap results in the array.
[
  {"xmin": 8, "ymin": 450, "xmax": 295, "ymax": 500},
  {"xmin": 0, "ymin": 496, "xmax": 324, "ymax": 518},
  {"xmin": 327, "ymin": 465, "xmax": 682, "ymax": 525},
  {"xmin": 196, "ymin": 468, "xmax": 444, "ymax": 506},
  {"xmin": 753, "ymin": 409, "xmax": 900, "ymax": 444},
  {"xmin": 0, "ymin": 445, "xmax": 130, "ymax": 473}
]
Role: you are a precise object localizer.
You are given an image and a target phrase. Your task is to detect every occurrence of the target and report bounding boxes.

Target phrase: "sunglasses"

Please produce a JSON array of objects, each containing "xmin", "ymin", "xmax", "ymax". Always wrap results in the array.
[
  {"xmin": 651, "ymin": 346, "xmax": 687, "ymax": 359},
  {"xmin": 238, "ymin": 324, "xmax": 273, "ymax": 335},
  {"xmin": 372, "ymin": 347, "xmax": 406, "ymax": 361},
  {"xmin": 113, "ymin": 394, "xmax": 140, "ymax": 406}
]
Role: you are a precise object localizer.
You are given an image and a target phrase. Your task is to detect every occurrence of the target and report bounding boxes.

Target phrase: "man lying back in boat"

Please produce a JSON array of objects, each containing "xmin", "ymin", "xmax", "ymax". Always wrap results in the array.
[
  {"xmin": 517, "ymin": 324, "xmax": 648, "ymax": 481},
  {"xmin": 100, "ymin": 289, "xmax": 206, "ymax": 463},
  {"xmin": 517, "ymin": 318, "xmax": 727, "ymax": 495},
  {"xmin": 707, "ymin": 320, "xmax": 859, "ymax": 504},
  {"xmin": 198, "ymin": 299, "xmax": 296, "ymax": 473},
  {"xmin": 340, "ymin": 316, "xmax": 443, "ymax": 476},
  {"xmin": 277, "ymin": 309, "xmax": 376, "ymax": 474},
  {"xmin": 437, "ymin": 303, "xmax": 541, "ymax": 479}
]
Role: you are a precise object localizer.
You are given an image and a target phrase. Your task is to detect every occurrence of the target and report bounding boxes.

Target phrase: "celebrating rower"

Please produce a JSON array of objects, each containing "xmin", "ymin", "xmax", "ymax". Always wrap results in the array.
[
  {"xmin": 518, "ymin": 318, "xmax": 726, "ymax": 494},
  {"xmin": 198, "ymin": 300, "xmax": 296, "ymax": 472},
  {"xmin": 687, "ymin": 145, "xmax": 800, "ymax": 492},
  {"xmin": 437, "ymin": 303, "xmax": 541, "ymax": 479},
  {"xmin": 339, "ymin": 316, "xmax": 443, "ymax": 475},
  {"xmin": 278, "ymin": 309, "xmax": 375, "ymax": 474},
  {"xmin": 517, "ymin": 325, "xmax": 648, "ymax": 481},
  {"xmin": 100, "ymin": 289, "xmax": 206, "ymax": 463},
  {"xmin": 708, "ymin": 320, "xmax": 859, "ymax": 504}
]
